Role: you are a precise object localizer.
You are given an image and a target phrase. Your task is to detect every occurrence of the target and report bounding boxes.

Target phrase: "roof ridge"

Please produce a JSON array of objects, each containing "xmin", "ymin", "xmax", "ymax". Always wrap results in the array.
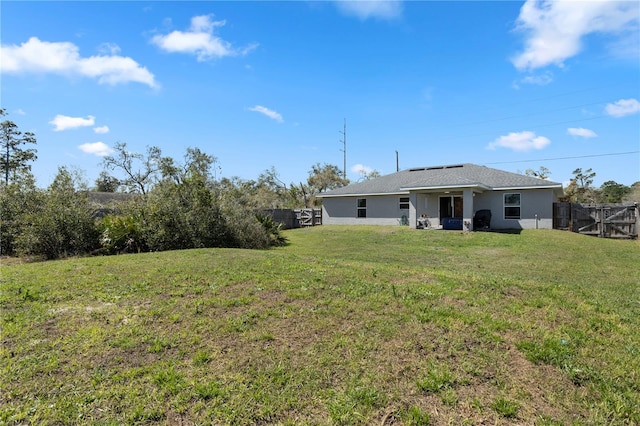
[{"xmin": 318, "ymin": 163, "xmax": 562, "ymax": 198}]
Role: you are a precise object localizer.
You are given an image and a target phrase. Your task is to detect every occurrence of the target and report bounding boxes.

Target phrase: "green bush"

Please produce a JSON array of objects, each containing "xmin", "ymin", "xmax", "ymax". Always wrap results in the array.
[
  {"xmin": 142, "ymin": 178, "xmax": 232, "ymax": 251},
  {"xmin": 3, "ymin": 163, "xmax": 291, "ymax": 260},
  {"xmin": 219, "ymin": 203, "xmax": 270, "ymax": 249},
  {"xmin": 256, "ymin": 214, "xmax": 288, "ymax": 247},
  {"xmin": 98, "ymin": 214, "xmax": 146, "ymax": 254},
  {"xmin": 14, "ymin": 168, "xmax": 99, "ymax": 259},
  {"xmin": 0, "ymin": 173, "xmax": 42, "ymax": 256}
]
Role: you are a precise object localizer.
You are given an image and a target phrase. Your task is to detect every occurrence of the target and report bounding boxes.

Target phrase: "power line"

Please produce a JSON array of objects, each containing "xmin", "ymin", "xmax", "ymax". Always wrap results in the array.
[
  {"xmin": 499, "ymin": 82, "xmax": 624, "ymax": 107},
  {"xmin": 438, "ymin": 114, "xmax": 608, "ymax": 142},
  {"xmin": 485, "ymin": 151, "xmax": 640, "ymax": 165},
  {"xmin": 460, "ymin": 99, "xmax": 610, "ymax": 127},
  {"xmin": 433, "ymin": 82, "xmax": 634, "ymax": 138}
]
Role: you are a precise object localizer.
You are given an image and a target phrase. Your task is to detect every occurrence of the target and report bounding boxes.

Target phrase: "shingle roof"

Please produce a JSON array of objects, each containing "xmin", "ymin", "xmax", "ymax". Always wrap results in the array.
[
  {"xmin": 318, "ymin": 163, "xmax": 563, "ymax": 197},
  {"xmin": 85, "ymin": 191, "xmax": 137, "ymax": 206}
]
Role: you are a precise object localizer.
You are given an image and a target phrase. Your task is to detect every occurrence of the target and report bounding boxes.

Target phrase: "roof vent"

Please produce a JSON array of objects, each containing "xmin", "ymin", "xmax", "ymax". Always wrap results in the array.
[{"xmin": 410, "ymin": 164, "xmax": 464, "ymax": 172}]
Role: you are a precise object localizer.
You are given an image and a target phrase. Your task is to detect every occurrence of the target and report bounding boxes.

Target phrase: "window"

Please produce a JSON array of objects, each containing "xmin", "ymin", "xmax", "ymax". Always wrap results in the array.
[
  {"xmin": 399, "ymin": 197, "xmax": 410, "ymax": 210},
  {"xmin": 504, "ymin": 193, "xmax": 521, "ymax": 219},
  {"xmin": 357, "ymin": 198, "xmax": 367, "ymax": 218}
]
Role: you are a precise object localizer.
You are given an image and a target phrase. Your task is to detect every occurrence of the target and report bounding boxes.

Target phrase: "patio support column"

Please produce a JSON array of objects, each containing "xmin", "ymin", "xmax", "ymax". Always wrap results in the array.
[
  {"xmin": 463, "ymin": 189, "xmax": 474, "ymax": 231},
  {"xmin": 409, "ymin": 192, "xmax": 417, "ymax": 228}
]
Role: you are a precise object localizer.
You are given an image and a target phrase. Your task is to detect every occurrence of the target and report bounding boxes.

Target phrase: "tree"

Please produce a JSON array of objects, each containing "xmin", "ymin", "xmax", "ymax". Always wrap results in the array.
[
  {"xmin": 0, "ymin": 170, "xmax": 42, "ymax": 255},
  {"xmin": 102, "ymin": 142, "xmax": 163, "ymax": 194},
  {"xmin": 255, "ymin": 167, "xmax": 296, "ymax": 208},
  {"xmin": 306, "ymin": 163, "xmax": 349, "ymax": 202},
  {"xmin": 216, "ymin": 176, "xmax": 257, "ymax": 207},
  {"xmin": 94, "ymin": 170, "xmax": 121, "ymax": 192},
  {"xmin": 143, "ymin": 175, "xmax": 227, "ymax": 251},
  {"xmin": 305, "ymin": 163, "xmax": 350, "ymax": 207},
  {"xmin": 307, "ymin": 163, "xmax": 349, "ymax": 193},
  {"xmin": 97, "ymin": 147, "xmax": 278, "ymax": 253},
  {"xmin": 15, "ymin": 167, "xmax": 98, "ymax": 259},
  {"xmin": 160, "ymin": 147, "xmax": 218, "ymax": 185},
  {"xmin": 525, "ymin": 166, "xmax": 551, "ymax": 180},
  {"xmin": 599, "ymin": 180, "xmax": 631, "ymax": 203},
  {"xmin": 359, "ymin": 169, "xmax": 381, "ymax": 181},
  {"xmin": 141, "ymin": 168, "xmax": 274, "ymax": 251},
  {"xmin": 1, "ymin": 108, "xmax": 38, "ymax": 186},
  {"xmin": 214, "ymin": 167, "xmax": 305, "ymax": 209},
  {"xmin": 628, "ymin": 182, "xmax": 640, "ymax": 202},
  {"xmin": 565, "ymin": 167, "xmax": 597, "ymax": 203}
]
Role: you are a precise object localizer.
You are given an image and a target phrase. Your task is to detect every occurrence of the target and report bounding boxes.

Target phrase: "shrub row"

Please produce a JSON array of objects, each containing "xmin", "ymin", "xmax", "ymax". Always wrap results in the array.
[{"xmin": 1, "ymin": 172, "xmax": 286, "ymax": 260}]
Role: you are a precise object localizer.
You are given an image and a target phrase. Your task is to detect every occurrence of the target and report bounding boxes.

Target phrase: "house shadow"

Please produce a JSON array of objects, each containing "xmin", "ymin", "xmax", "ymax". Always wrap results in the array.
[{"xmin": 477, "ymin": 228, "xmax": 523, "ymax": 235}]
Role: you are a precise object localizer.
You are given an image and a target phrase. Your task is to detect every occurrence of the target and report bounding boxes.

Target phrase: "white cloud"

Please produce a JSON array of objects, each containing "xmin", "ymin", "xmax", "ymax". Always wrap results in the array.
[
  {"xmin": 605, "ymin": 98, "xmax": 640, "ymax": 117},
  {"xmin": 49, "ymin": 114, "xmax": 95, "ymax": 131},
  {"xmin": 511, "ymin": 0, "xmax": 639, "ymax": 70},
  {"xmin": 94, "ymin": 125, "xmax": 110, "ymax": 134},
  {"xmin": 334, "ymin": 0, "xmax": 403, "ymax": 20},
  {"xmin": 519, "ymin": 71, "xmax": 554, "ymax": 87},
  {"xmin": 487, "ymin": 131, "xmax": 551, "ymax": 151},
  {"xmin": 78, "ymin": 142, "xmax": 114, "ymax": 157},
  {"xmin": 15, "ymin": 108, "xmax": 26, "ymax": 115},
  {"xmin": 352, "ymin": 164, "xmax": 373, "ymax": 175},
  {"xmin": 97, "ymin": 42, "xmax": 121, "ymax": 55},
  {"xmin": 0, "ymin": 37, "xmax": 157, "ymax": 88},
  {"xmin": 151, "ymin": 14, "xmax": 257, "ymax": 61},
  {"xmin": 248, "ymin": 105, "xmax": 283, "ymax": 123},
  {"xmin": 567, "ymin": 127, "xmax": 597, "ymax": 138}
]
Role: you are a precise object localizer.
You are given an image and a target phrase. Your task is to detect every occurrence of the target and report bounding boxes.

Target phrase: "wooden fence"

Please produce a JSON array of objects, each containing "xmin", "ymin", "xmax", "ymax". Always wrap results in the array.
[
  {"xmin": 553, "ymin": 202, "xmax": 638, "ymax": 239},
  {"xmin": 260, "ymin": 208, "xmax": 322, "ymax": 229},
  {"xmin": 295, "ymin": 208, "xmax": 322, "ymax": 227}
]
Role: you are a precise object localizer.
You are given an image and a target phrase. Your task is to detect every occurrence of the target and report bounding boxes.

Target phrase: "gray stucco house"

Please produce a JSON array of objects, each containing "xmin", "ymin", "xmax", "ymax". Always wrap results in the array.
[{"xmin": 317, "ymin": 163, "xmax": 564, "ymax": 230}]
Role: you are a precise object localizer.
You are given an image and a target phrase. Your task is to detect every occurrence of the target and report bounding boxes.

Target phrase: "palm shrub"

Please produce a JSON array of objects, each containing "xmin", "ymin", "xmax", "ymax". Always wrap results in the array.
[
  {"xmin": 255, "ymin": 214, "xmax": 288, "ymax": 247},
  {"xmin": 98, "ymin": 213, "xmax": 146, "ymax": 254}
]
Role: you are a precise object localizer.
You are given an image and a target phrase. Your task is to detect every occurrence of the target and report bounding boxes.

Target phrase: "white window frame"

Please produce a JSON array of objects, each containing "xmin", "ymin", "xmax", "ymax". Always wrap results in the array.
[
  {"xmin": 357, "ymin": 198, "xmax": 367, "ymax": 218},
  {"xmin": 504, "ymin": 193, "xmax": 521, "ymax": 220},
  {"xmin": 399, "ymin": 197, "xmax": 410, "ymax": 210}
]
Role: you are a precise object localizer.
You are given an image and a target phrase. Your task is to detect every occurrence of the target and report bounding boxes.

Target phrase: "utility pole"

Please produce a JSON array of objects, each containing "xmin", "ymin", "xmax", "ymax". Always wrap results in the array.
[
  {"xmin": 395, "ymin": 150, "xmax": 399, "ymax": 172},
  {"xmin": 339, "ymin": 118, "xmax": 347, "ymax": 180}
]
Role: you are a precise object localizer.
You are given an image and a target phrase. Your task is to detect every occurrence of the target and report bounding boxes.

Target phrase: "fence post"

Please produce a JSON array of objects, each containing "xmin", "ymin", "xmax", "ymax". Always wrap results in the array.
[{"xmin": 636, "ymin": 203, "xmax": 639, "ymax": 239}]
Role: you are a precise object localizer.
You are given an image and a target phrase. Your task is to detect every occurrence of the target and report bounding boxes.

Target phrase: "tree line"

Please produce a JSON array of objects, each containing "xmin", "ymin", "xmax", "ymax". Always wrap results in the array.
[
  {"xmin": 1, "ymin": 109, "xmax": 638, "ymax": 259},
  {"xmin": 0, "ymin": 109, "xmax": 351, "ymax": 259},
  {"xmin": 525, "ymin": 166, "xmax": 639, "ymax": 204}
]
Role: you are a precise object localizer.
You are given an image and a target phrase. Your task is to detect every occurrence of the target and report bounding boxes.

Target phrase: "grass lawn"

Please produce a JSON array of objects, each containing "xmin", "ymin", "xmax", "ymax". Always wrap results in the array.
[{"xmin": 1, "ymin": 226, "xmax": 639, "ymax": 425}]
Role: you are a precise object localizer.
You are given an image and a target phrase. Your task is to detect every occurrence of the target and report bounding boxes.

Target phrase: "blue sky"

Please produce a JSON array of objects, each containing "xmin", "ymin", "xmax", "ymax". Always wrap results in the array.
[{"xmin": 2, "ymin": 0, "xmax": 639, "ymax": 189}]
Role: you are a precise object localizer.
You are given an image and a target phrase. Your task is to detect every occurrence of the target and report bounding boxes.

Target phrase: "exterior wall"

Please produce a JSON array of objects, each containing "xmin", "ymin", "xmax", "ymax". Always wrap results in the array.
[
  {"xmin": 473, "ymin": 189, "xmax": 556, "ymax": 229},
  {"xmin": 322, "ymin": 195, "xmax": 410, "ymax": 225},
  {"xmin": 415, "ymin": 193, "xmax": 440, "ymax": 227},
  {"xmin": 322, "ymin": 188, "xmax": 558, "ymax": 229}
]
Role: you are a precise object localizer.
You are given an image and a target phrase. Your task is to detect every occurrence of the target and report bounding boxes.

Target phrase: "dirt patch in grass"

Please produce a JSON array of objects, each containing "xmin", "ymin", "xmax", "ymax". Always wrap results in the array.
[
  {"xmin": 2, "ymin": 227, "xmax": 638, "ymax": 424},
  {"xmin": 504, "ymin": 346, "xmax": 584, "ymax": 421}
]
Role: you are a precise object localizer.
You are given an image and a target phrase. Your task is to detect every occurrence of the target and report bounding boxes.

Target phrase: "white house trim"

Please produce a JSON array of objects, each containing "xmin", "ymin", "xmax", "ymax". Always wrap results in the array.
[{"xmin": 318, "ymin": 164, "xmax": 564, "ymax": 230}]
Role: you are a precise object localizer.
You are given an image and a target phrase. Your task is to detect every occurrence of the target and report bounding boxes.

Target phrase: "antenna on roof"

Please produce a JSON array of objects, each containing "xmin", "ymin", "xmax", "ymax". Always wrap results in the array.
[
  {"xmin": 395, "ymin": 150, "xmax": 399, "ymax": 172},
  {"xmin": 339, "ymin": 118, "xmax": 347, "ymax": 180}
]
